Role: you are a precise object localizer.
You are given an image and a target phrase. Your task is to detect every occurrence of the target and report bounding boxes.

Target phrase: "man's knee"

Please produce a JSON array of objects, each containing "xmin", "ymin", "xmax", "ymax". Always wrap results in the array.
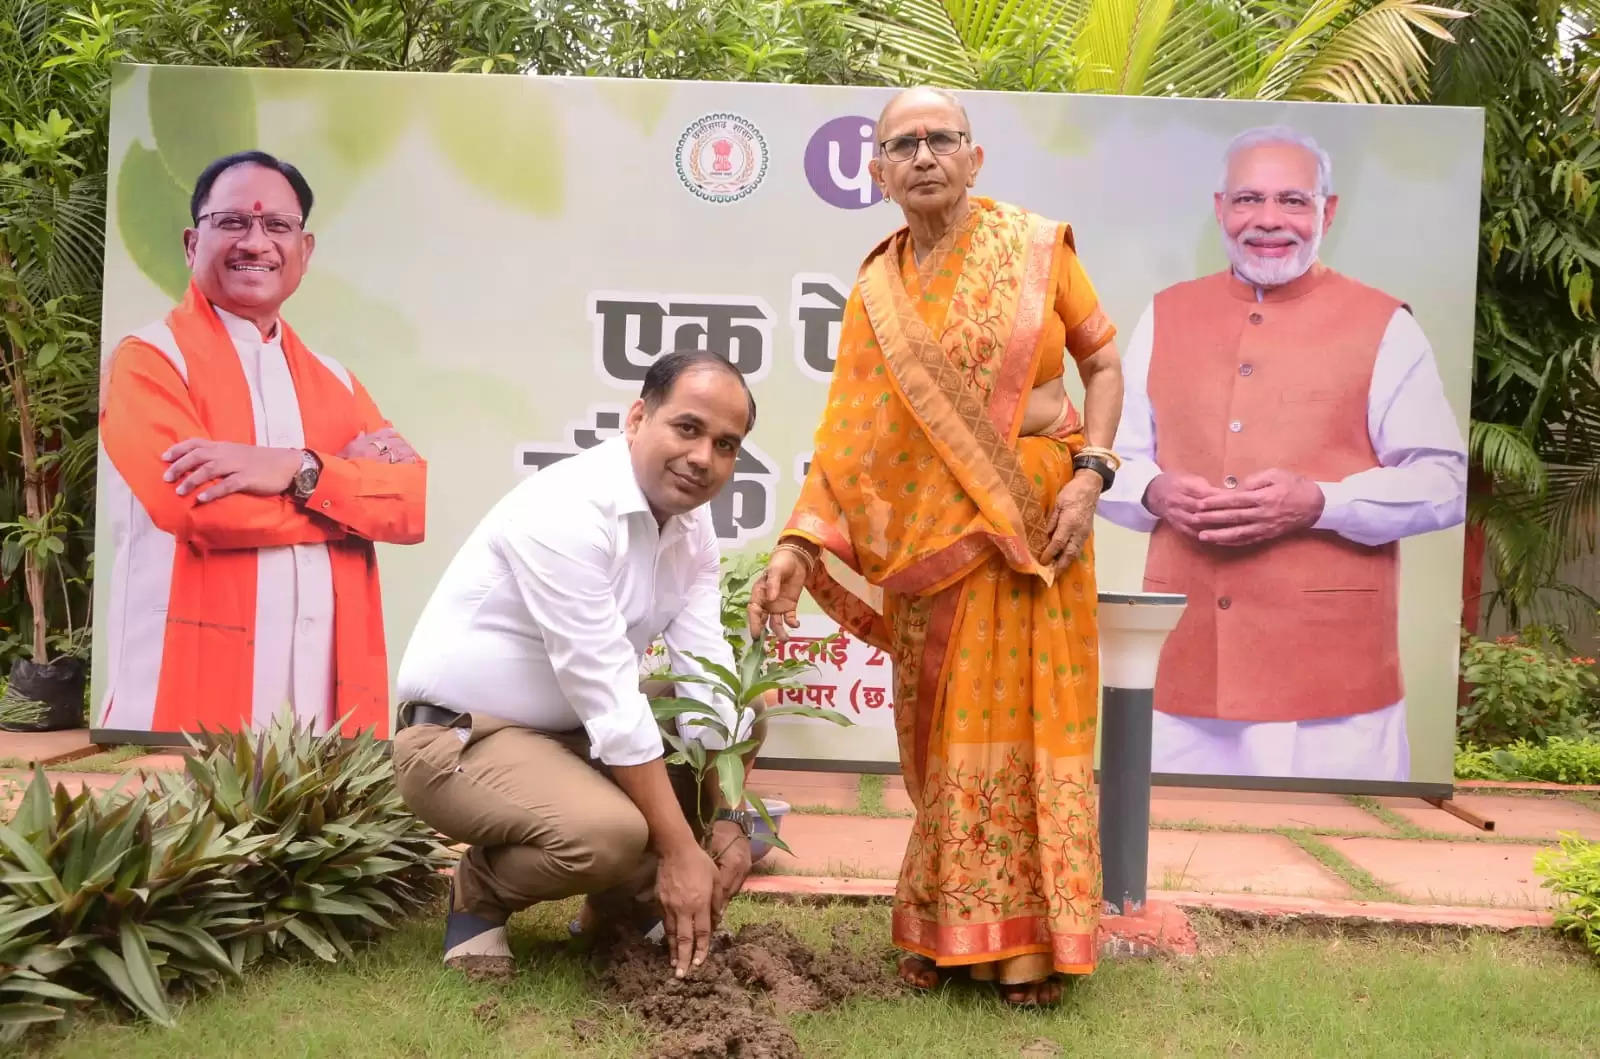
[{"xmin": 555, "ymin": 809, "xmax": 651, "ymax": 889}]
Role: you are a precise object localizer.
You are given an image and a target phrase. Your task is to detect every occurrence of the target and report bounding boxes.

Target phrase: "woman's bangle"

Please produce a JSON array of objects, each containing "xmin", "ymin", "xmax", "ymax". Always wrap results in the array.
[
  {"xmin": 1077, "ymin": 444, "xmax": 1121, "ymax": 470},
  {"xmin": 771, "ymin": 540, "xmax": 816, "ymax": 576}
]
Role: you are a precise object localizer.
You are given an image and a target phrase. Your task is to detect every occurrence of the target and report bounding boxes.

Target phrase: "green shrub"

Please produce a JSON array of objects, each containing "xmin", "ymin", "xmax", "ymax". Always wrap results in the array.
[
  {"xmin": 0, "ymin": 715, "xmax": 452, "ymax": 1035},
  {"xmin": 1454, "ymin": 737, "xmax": 1600, "ymax": 786},
  {"xmin": 1535, "ymin": 834, "xmax": 1600, "ymax": 962},
  {"xmin": 152, "ymin": 720, "xmax": 451, "ymax": 967},
  {"xmin": 0, "ymin": 772, "xmax": 251, "ymax": 1027},
  {"xmin": 1458, "ymin": 631, "xmax": 1599, "ymax": 746}
]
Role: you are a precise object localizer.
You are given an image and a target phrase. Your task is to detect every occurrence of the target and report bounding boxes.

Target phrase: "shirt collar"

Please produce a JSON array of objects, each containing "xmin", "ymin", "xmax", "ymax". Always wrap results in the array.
[
  {"xmin": 212, "ymin": 303, "xmax": 282, "ymax": 346},
  {"xmin": 598, "ymin": 435, "xmax": 693, "ymax": 534}
]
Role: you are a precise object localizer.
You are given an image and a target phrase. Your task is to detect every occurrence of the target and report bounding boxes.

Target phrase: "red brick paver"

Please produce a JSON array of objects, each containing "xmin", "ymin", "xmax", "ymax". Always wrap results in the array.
[
  {"xmin": 0, "ymin": 728, "xmax": 93, "ymax": 766},
  {"xmin": 1333, "ymin": 837, "xmax": 1552, "ymax": 908},
  {"xmin": 1149, "ymin": 830, "xmax": 1354, "ymax": 898},
  {"xmin": 1151, "ymin": 787, "xmax": 1394, "ymax": 833}
]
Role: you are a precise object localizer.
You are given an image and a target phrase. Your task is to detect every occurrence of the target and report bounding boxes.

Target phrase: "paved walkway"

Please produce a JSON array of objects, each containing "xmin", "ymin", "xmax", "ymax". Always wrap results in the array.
[
  {"xmin": 4, "ymin": 729, "xmax": 1595, "ymax": 927},
  {"xmin": 743, "ymin": 769, "xmax": 1600, "ymax": 921}
]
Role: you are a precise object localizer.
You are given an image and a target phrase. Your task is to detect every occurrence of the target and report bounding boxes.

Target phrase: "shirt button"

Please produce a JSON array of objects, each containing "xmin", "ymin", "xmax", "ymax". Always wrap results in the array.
[
  {"xmin": 1248, "ymin": 312, "xmax": 1263, "ymax": 324},
  {"xmin": 1239, "ymin": 364, "xmax": 1253, "ymax": 377},
  {"xmin": 1229, "ymin": 420, "xmax": 1242, "ymax": 433},
  {"xmin": 1218, "ymin": 596, "xmax": 1232, "ymax": 610},
  {"xmin": 1223, "ymin": 475, "xmax": 1238, "ymax": 489}
]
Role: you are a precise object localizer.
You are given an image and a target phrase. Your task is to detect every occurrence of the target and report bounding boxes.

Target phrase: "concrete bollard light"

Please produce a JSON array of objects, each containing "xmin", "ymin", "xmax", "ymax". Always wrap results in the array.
[{"xmin": 1096, "ymin": 591, "xmax": 1187, "ymax": 916}]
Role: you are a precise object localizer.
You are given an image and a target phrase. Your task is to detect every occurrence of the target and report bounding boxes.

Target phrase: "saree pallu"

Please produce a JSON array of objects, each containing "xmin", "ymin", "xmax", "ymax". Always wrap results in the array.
[{"xmin": 784, "ymin": 198, "xmax": 1116, "ymax": 983}]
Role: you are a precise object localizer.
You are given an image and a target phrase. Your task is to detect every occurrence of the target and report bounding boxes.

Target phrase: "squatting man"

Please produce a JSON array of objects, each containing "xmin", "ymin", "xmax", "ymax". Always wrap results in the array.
[{"xmin": 391, "ymin": 350, "xmax": 766, "ymax": 979}]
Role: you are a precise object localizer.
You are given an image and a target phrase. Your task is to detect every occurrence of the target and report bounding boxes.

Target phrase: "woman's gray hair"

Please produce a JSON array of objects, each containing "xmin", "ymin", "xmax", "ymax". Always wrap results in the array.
[{"xmin": 1218, "ymin": 125, "xmax": 1333, "ymax": 197}]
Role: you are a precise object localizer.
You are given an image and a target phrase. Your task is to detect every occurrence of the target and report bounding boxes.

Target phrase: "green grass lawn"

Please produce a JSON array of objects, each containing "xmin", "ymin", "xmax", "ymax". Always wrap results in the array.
[{"xmin": 25, "ymin": 898, "xmax": 1600, "ymax": 1059}]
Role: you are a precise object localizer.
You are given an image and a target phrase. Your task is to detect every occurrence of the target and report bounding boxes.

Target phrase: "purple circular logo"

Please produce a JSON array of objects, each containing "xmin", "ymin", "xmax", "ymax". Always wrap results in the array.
[{"xmin": 804, "ymin": 115, "xmax": 882, "ymax": 209}]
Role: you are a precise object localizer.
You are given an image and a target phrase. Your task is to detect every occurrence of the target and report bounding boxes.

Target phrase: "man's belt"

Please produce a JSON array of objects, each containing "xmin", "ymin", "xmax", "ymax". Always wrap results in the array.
[{"xmin": 396, "ymin": 701, "xmax": 464, "ymax": 731}]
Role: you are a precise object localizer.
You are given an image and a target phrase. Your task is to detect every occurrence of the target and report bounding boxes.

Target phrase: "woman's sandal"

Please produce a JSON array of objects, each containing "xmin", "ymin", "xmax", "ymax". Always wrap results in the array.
[
  {"xmin": 897, "ymin": 954, "xmax": 942, "ymax": 990},
  {"xmin": 996, "ymin": 977, "xmax": 1064, "ymax": 1007}
]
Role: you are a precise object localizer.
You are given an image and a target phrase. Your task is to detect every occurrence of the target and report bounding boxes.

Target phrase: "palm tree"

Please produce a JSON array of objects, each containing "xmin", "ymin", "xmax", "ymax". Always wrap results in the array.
[
  {"xmin": 1430, "ymin": 0, "xmax": 1600, "ymax": 630},
  {"xmin": 848, "ymin": 0, "xmax": 1467, "ymax": 102}
]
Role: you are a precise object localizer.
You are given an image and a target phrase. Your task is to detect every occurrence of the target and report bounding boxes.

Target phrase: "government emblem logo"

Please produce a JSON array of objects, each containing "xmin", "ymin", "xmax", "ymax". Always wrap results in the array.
[{"xmin": 676, "ymin": 113, "xmax": 768, "ymax": 204}]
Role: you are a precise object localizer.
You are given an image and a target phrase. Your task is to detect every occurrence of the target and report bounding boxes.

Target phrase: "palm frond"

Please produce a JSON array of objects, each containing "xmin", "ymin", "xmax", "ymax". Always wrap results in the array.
[
  {"xmin": 1071, "ymin": 0, "xmax": 1177, "ymax": 95},
  {"xmin": 1471, "ymin": 420, "xmax": 1547, "ymax": 493},
  {"xmin": 1273, "ymin": 1, "xmax": 1467, "ymax": 103}
]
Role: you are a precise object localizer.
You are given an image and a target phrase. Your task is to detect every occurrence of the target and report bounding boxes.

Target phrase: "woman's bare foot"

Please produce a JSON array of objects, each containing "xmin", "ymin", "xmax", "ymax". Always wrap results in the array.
[
  {"xmin": 998, "ymin": 978, "xmax": 1063, "ymax": 1006},
  {"xmin": 897, "ymin": 954, "xmax": 940, "ymax": 990}
]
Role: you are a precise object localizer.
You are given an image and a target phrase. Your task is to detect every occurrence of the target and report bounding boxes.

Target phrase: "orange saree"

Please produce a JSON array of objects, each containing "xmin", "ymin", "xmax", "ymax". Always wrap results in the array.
[{"xmin": 783, "ymin": 197, "xmax": 1116, "ymax": 983}]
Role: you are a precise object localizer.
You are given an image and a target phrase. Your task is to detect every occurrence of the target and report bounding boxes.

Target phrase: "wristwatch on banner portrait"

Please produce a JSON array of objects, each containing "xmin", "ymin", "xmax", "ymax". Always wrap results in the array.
[
  {"xmin": 289, "ymin": 449, "xmax": 322, "ymax": 502},
  {"xmin": 713, "ymin": 807, "xmax": 759, "ymax": 839}
]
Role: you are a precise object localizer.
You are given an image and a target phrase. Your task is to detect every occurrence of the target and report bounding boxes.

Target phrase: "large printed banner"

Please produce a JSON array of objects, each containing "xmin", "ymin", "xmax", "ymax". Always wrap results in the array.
[{"xmin": 94, "ymin": 65, "xmax": 1482, "ymax": 792}]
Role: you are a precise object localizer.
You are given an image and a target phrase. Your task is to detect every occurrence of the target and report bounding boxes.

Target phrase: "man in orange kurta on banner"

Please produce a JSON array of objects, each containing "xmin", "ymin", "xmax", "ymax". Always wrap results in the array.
[{"xmin": 97, "ymin": 150, "xmax": 426, "ymax": 739}]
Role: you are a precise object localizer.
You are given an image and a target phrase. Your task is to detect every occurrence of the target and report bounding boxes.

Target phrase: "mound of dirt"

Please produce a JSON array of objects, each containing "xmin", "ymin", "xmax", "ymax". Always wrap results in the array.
[{"xmin": 595, "ymin": 921, "xmax": 900, "ymax": 1058}]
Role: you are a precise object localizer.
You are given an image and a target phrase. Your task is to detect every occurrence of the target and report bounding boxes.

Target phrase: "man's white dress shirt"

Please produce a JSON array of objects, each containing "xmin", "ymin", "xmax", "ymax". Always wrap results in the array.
[
  {"xmin": 395, "ymin": 436, "xmax": 741, "ymax": 768},
  {"xmin": 1096, "ymin": 292, "xmax": 1468, "ymax": 782}
]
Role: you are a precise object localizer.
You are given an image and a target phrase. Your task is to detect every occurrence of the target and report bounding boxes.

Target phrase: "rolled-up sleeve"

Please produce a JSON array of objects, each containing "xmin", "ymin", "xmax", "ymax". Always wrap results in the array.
[
  {"xmin": 496, "ymin": 504, "xmax": 662, "ymax": 767},
  {"xmin": 662, "ymin": 517, "xmax": 748, "ymax": 751}
]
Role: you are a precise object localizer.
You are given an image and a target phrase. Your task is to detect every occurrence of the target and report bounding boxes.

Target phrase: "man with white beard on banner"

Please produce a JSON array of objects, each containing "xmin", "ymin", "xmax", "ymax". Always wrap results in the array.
[{"xmin": 1097, "ymin": 125, "xmax": 1467, "ymax": 783}]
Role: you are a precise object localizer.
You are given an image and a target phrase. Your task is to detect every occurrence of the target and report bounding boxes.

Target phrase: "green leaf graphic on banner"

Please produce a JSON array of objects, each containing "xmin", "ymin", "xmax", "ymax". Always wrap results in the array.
[
  {"xmin": 254, "ymin": 69, "xmax": 418, "ymax": 206},
  {"xmin": 426, "ymin": 79, "xmax": 562, "ymax": 215},
  {"xmin": 149, "ymin": 66, "xmax": 258, "ymax": 191},
  {"xmin": 286, "ymin": 272, "xmax": 422, "ymax": 368},
  {"xmin": 595, "ymin": 80, "xmax": 671, "ymax": 135},
  {"xmin": 116, "ymin": 142, "xmax": 193, "ymax": 300}
]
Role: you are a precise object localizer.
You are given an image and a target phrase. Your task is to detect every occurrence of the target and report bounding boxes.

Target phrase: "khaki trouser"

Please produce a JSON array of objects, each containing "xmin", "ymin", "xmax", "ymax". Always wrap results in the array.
[{"xmin": 392, "ymin": 690, "xmax": 765, "ymax": 923}]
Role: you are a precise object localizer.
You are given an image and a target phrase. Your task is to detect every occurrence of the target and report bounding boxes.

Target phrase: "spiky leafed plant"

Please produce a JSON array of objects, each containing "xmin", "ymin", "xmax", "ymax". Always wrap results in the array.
[
  {"xmin": 849, "ymin": 0, "xmax": 1467, "ymax": 101},
  {"xmin": 150, "ymin": 714, "xmax": 454, "ymax": 967}
]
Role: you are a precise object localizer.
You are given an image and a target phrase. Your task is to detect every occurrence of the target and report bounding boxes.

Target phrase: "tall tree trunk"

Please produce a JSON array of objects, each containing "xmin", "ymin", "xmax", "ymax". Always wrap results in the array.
[
  {"xmin": 0, "ymin": 243, "xmax": 48, "ymax": 662},
  {"xmin": 1460, "ymin": 466, "xmax": 1489, "ymax": 637}
]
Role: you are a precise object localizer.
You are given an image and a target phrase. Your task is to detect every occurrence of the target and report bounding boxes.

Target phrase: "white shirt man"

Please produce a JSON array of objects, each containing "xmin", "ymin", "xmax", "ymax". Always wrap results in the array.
[
  {"xmin": 395, "ymin": 434, "xmax": 742, "ymax": 764},
  {"xmin": 391, "ymin": 353, "xmax": 760, "ymax": 981}
]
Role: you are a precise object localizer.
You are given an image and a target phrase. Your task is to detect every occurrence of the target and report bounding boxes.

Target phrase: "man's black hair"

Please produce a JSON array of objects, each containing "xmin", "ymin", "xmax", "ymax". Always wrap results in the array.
[
  {"xmin": 190, "ymin": 150, "xmax": 315, "ymax": 224},
  {"xmin": 640, "ymin": 349, "xmax": 757, "ymax": 434}
]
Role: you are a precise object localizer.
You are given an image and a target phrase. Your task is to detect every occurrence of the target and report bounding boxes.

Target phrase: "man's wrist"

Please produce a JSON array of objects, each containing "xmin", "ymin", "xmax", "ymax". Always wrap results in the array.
[{"xmin": 285, "ymin": 448, "xmax": 322, "ymax": 501}]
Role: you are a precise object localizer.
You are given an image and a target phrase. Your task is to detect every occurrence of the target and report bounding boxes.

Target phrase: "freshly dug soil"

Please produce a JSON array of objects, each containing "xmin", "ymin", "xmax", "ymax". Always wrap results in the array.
[{"xmin": 595, "ymin": 921, "xmax": 900, "ymax": 1058}]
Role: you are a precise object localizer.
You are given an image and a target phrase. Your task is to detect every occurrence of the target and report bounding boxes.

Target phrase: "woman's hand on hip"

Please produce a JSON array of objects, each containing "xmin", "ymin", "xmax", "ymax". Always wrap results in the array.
[{"xmin": 1042, "ymin": 470, "xmax": 1102, "ymax": 569}]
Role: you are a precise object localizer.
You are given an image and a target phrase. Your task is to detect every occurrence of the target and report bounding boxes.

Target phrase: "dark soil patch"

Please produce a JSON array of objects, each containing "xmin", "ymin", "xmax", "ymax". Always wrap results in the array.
[
  {"xmin": 595, "ymin": 921, "xmax": 900, "ymax": 1058},
  {"xmin": 450, "ymin": 954, "xmax": 516, "ymax": 983}
]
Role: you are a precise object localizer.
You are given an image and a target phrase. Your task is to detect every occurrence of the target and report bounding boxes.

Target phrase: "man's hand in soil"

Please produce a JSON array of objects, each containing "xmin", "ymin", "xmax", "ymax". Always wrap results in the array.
[
  {"xmin": 609, "ymin": 758, "xmax": 717, "ymax": 976},
  {"xmin": 709, "ymin": 820, "xmax": 752, "ymax": 925},
  {"xmin": 655, "ymin": 839, "xmax": 717, "ymax": 977}
]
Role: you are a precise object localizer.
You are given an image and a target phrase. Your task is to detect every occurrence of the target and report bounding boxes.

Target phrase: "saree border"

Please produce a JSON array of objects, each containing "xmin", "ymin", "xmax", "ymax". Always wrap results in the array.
[{"xmin": 891, "ymin": 906, "xmax": 1098, "ymax": 974}]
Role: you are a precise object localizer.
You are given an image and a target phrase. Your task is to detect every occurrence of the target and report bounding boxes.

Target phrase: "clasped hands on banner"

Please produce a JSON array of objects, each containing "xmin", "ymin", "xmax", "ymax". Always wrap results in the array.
[{"xmin": 1144, "ymin": 468, "xmax": 1325, "ymax": 547}]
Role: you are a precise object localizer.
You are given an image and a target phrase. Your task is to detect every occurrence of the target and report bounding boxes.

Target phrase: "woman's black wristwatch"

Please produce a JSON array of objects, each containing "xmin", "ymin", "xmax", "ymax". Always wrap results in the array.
[{"xmin": 1072, "ymin": 452, "xmax": 1116, "ymax": 491}]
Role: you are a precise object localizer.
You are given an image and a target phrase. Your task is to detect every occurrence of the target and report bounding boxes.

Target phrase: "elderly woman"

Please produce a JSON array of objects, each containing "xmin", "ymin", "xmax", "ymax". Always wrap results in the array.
[{"xmin": 749, "ymin": 87, "xmax": 1124, "ymax": 1006}]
